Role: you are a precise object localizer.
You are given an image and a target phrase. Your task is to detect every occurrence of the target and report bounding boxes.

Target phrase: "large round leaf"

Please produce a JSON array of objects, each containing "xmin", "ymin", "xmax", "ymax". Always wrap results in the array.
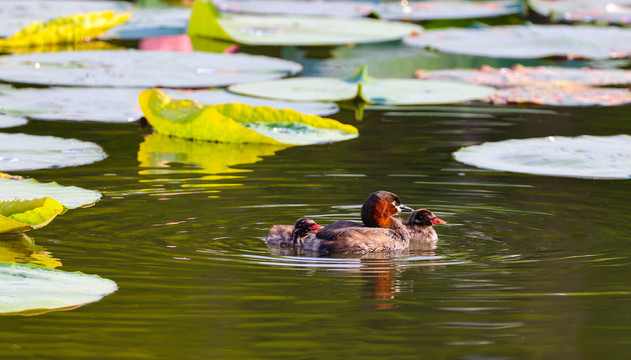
[
  {"xmin": 0, "ymin": 114, "xmax": 28, "ymax": 129},
  {"xmin": 0, "ymin": 133, "xmax": 106, "ymax": 172},
  {"xmin": 0, "ymin": 198, "xmax": 66, "ymax": 234},
  {"xmin": 529, "ymin": 0, "xmax": 631, "ymax": 25},
  {"xmin": 229, "ymin": 66, "xmax": 496, "ymax": 105},
  {"xmin": 0, "ymin": 50, "xmax": 302, "ymax": 87},
  {"xmin": 0, "ymin": 178, "xmax": 101, "ymax": 209},
  {"xmin": 417, "ymin": 65, "xmax": 631, "ymax": 87},
  {"xmin": 0, "ymin": 263, "xmax": 117, "ymax": 315},
  {"xmin": 139, "ymin": 88, "xmax": 358, "ymax": 145},
  {"xmin": 488, "ymin": 82, "xmax": 631, "ymax": 106},
  {"xmin": 0, "ymin": 87, "xmax": 338, "ymax": 123},
  {"xmin": 0, "ymin": 0, "xmax": 131, "ymax": 38},
  {"xmin": 453, "ymin": 135, "xmax": 631, "ymax": 179},
  {"xmin": 404, "ymin": 24, "xmax": 631, "ymax": 60},
  {"xmin": 214, "ymin": 0, "xmax": 373, "ymax": 17},
  {"xmin": 375, "ymin": 0, "xmax": 523, "ymax": 21},
  {"xmin": 188, "ymin": 0, "xmax": 422, "ymax": 46},
  {"xmin": 101, "ymin": 7, "xmax": 191, "ymax": 40}
]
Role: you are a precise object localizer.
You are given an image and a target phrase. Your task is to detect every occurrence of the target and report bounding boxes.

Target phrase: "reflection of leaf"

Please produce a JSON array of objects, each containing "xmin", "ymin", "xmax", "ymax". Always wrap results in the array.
[
  {"xmin": 138, "ymin": 132, "xmax": 289, "ymax": 175},
  {"xmin": 0, "ymin": 11, "xmax": 131, "ymax": 49},
  {"xmin": 139, "ymin": 88, "xmax": 358, "ymax": 145},
  {"xmin": 229, "ymin": 65, "xmax": 496, "ymax": 105},
  {"xmin": 0, "ymin": 234, "xmax": 62, "ymax": 268},
  {"xmin": 0, "ymin": 198, "xmax": 67, "ymax": 234},
  {"xmin": 0, "ymin": 263, "xmax": 117, "ymax": 315},
  {"xmin": 188, "ymin": 0, "xmax": 422, "ymax": 46}
]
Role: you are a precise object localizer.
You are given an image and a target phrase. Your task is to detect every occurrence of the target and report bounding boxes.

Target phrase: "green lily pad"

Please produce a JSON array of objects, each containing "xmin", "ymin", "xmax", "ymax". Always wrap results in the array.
[
  {"xmin": 0, "ymin": 87, "xmax": 338, "ymax": 123},
  {"xmin": 0, "ymin": 178, "xmax": 101, "ymax": 209},
  {"xmin": 229, "ymin": 66, "xmax": 496, "ymax": 105},
  {"xmin": 101, "ymin": 7, "xmax": 191, "ymax": 40},
  {"xmin": 0, "ymin": 50, "xmax": 302, "ymax": 87},
  {"xmin": 188, "ymin": 0, "xmax": 422, "ymax": 46},
  {"xmin": 0, "ymin": 11, "xmax": 131, "ymax": 49},
  {"xmin": 417, "ymin": 65, "xmax": 631, "ymax": 87},
  {"xmin": 0, "ymin": 0, "xmax": 132, "ymax": 38},
  {"xmin": 214, "ymin": 0, "xmax": 374, "ymax": 17},
  {"xmin": 0, "ymin": 198, "xmax": 66, "ymax": 233},
  {"xmin": 529, "ymin": 0, "xmax": 631, "ymax": 25},
  {"xmin": 404, "ymin": 24, "xmax": 631, "ymax": 60},
  {"xmin": 138, "ymin": 132, "xmax": 289, "ymax": 175},
  {"xmin": 0, "ymin": 114, "xmax": 28, "ymax": 129},
  {"xmin": 488, "ymin": 82, "xmax": 631, "ymax": 106},
  {"xmin": 139, "ymin": 88, "xmax": 358, "ymax": 145},
  {"xmin": 453, "ymin": 135, "xmax": 631, "ymax": 179},
  {"xmin": 375, "ymin": 0, "xmax": 523, "ymax": 21},
  {"xmin": 0, "ymin": 262, "xmax": 117, "ymax": 315},
  {"xmin": 0, "ymin": 234, "xmax": 62, "ymax": 269},
  {"xmin": 0, "ymin": 133, "xmax": 106, "ymax": 172}
]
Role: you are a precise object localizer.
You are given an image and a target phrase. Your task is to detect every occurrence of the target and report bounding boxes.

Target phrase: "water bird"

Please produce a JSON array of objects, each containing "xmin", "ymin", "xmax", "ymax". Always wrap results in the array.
[
  {"xmin": 264, "ymin": 217, "xmax": 322, "ymax": 247},
  {"xmin": 404, "ymin": 209, "xmax": 446, "ymax": 251}
]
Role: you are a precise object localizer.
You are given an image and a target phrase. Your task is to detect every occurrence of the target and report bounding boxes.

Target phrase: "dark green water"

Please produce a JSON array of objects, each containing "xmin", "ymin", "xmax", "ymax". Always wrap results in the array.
[{"xmin": 1, "ymin": 42, "xmax": 631, "ymax": 359}]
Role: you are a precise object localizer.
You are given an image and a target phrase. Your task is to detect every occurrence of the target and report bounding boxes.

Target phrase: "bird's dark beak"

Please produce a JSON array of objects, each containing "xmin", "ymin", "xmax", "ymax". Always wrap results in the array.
[
  {"xmin": 398, "ymin": 204, "xmax": 414, "ymax": 213},
  {"xmin": 431, "ymin": 217, "xmax": 446, "ymax": 225},
  {"xmin": 310, "ymin": 224, "xmax": 323, "ymax": 231}
]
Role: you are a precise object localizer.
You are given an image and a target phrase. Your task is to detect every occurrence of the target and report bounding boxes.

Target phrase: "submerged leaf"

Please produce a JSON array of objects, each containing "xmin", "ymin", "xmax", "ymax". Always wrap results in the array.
[
  {"xmin": 229, "ymin": 65, "xmax": 496, "ymax": 105},
  {"xmin": 139, "ymin": 89, "xmax": 358, "ymax": 145},
  {"xmin": 488, "ymin": 82, "xmax": 631, "ymax": 106},
  {"xmin": 0, "ymin": 133, "xmax": 106, "ymax": 172},
  {"xmin": 0, "ymin": 198, "xmax": 66, "ymax": 234},
  {"xmin": 0, "ymin": 178, "xmax": 101, "ymax": 209},
  {"xmin": 454, "ymin": 135, "xmax": 631, "ymax": 179},
  {"xmin": 0, "ymin": 11, "xmax": 131, "ymax": 49},
  {"xmin": 0, "ymin": 50, "xmax": 302, "ymax": 87},
  {"xmin": 188, "ymin": 0, "xmax": 422, "ymax": 46},
  {"xmin": 0, "ymin": 263, "xmax": 117, "ymax": 315},
  {"xmin": 404, "ymin": 24, "xmax": 631, "ymax": 60}
]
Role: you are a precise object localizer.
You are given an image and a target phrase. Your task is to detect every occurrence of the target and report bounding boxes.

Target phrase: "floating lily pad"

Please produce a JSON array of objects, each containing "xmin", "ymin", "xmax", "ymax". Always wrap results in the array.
[
  {"xmin": 229, "ymin": 66, "xmax": 496, "ymax": 105},
  {"xmin": 0, "ymin": 178, "xmax": 101, "ymax": 209},
  {"xmin": 0, "ymin": 198, "xmax": 66, "ymax": 234},
  {"xmin": 0, "ymin": 50, "xmax": 302, "ymax": 87},
  {"xmin": 213, "ymin": 0, "xmax": 373, "ymax": 17},
  {"xmin": 529, "ymin": 0, "xmax": 631, "ymax": 25},
  {"xmin": 101, "ymin": 7, "xmax": 191, "ymax": 40},
  {"xmin": 0, "ymin": 11, "xmax": 131, "ymax": 49},
  {"xmin": 0, "ymin": 234, "xmax": 62, "ymax": 269},
  {"xmin": 139, "ymin": 88, "xmax": 358, "ymax": 145},
  {"xmin": 0, "ymin": 263, "xmax": 117, "ymax": 315},
  {"xmin": 0, "ymin": 0, "xmax": 132, "ymax": 38},
  {"xmin": 454, "ymin": 135, "xmax": 631, "ymax": 179},
  {"xmin": 0, "ymin": 133, "xmax": 106, "ymax": 172},
  {"xmin": 375, "ymin": 0, "xmax": 523, "ymax": 20},
  {"xmin": 404, "ymin": 24, "xmax": 631, "ymax": 59},
  {"xmin": 488, "ymin": 82, "xmax": 631, "ymax": 106},
  {"xmin": 0, "ymin": 114, "xmax": 28, "ymax": 128},
  {"xmin": 0, "ymin": 87, "xmax": 337, "ymax": 123},
  {"xmin": 416, "ymin": 65, "xmax": 631, "ymax": 87},
  {"xmin": 188, "ymin": 0, "xmax": 422, "ymax": 46},
  {"xmin": 138, "ymin": 132, "xmax": 289, "ymax": 175}
]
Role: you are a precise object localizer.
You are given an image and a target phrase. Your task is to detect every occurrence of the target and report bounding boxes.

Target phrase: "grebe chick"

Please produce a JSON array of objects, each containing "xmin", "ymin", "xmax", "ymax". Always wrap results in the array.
[
  {"xmin": 405, "ymin": 209, "xmax": 446, "ymax": 250},
  {"xmin": 264, "ymin": 217, "xmax": 322, "ymax": 247}
]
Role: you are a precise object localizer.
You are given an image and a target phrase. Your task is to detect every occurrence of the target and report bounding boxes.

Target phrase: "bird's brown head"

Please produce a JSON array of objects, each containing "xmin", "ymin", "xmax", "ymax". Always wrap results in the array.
[{"xmin": 361, "ymin": 190, "xmax": 413, "ymax": 228}]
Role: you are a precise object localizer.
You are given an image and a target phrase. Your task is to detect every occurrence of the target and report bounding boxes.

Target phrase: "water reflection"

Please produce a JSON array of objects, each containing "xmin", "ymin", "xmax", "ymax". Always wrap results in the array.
[{"xmin": 0, "ymin": 233, "xmax": 61, "ymax": 268}]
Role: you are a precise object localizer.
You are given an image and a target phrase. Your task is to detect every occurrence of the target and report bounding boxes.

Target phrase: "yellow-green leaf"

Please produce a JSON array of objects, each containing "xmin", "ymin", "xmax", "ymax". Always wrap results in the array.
[
  {"xmin": 0, "ymin": 11, "xmax": 131, "ymax": 49},
  {"xmin": 0, "ymin": 198, "xmax": 67, "ymax": 234},
  {"xmin": 139, "ymin": 88, "xmax": 358, "ymax": 145}
]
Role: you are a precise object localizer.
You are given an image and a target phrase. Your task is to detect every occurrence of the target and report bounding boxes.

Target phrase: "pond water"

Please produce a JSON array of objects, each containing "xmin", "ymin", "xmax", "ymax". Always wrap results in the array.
[{"xmin": 2, "ymin": 42, "xmax": 631, "ymax": 359}]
